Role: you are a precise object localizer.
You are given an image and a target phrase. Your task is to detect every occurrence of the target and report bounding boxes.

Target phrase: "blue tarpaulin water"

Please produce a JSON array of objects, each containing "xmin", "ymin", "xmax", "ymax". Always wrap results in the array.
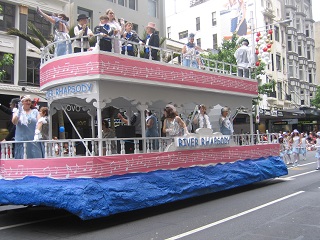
[{"xmin": 0, "ymin": 157, "xmax": 287, "ymax": 220}]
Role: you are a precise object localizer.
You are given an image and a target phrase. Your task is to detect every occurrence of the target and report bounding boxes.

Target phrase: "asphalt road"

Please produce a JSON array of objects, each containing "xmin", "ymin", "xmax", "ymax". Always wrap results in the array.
[{"xmin": 0, "ymin": 151, "xmax": 319, "ymax": 240}]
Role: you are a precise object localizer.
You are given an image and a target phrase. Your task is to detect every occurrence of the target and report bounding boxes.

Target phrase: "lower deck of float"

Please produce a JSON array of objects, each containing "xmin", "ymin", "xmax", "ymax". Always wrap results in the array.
[{"xmin": 0, "ymin": 144, "xmax": 287, "ymax": 220}]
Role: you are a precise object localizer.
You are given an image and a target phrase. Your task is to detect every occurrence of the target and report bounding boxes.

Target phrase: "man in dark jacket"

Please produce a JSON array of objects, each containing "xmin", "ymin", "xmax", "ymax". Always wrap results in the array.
[{"xmin": 143, "ymin": 22, "xmax": 159, "ymax": 61}]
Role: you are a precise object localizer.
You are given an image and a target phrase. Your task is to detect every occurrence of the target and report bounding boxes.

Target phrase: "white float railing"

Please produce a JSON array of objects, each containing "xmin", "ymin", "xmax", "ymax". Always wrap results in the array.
[
  {"xmin": 40, "ymin": 34, "xmax": 256, "ymax": 79},
  {"xmin": 0, "ymin": 133, "xmax": 279, "ymax": 160}
]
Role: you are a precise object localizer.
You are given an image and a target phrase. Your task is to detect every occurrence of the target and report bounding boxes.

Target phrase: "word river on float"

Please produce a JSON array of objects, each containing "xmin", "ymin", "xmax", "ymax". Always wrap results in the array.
[{"xmin": 175, "ymin": 136, "xmax": 231, "ymax": 148}]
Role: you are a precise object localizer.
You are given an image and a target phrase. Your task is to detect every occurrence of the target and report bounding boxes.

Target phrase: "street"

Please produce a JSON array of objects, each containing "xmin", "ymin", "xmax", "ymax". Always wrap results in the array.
[{"xmin": 0, "ymin": 150, "xmax": 319, "ymax": 240}]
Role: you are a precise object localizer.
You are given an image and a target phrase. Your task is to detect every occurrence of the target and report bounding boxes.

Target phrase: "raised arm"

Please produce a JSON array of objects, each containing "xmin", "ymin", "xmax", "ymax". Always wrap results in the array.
[{"xmin": 37, "ymin": 7, "xmax": 55, "ymax": 24}]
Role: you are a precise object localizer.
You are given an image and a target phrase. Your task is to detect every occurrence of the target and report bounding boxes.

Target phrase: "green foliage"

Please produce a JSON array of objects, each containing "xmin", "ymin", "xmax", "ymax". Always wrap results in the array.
[
  {"xmin": 311, "ymin": 86, "xmax": 320, "ymax": 109},
  {"xmin": 0, "ymin": 53, "xmax": 14, "ymax": 81},
  {"xmin": 7, "ymin": 21, "xmax": 54, "ymax": 54},
  {"xmin": 207, "ymin": 34, "xmax": 238, "ymax": 64}
]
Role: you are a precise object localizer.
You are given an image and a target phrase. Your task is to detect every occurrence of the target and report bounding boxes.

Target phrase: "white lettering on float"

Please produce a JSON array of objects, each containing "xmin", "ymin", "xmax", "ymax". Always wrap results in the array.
[
  {"xmin": 46, "ymin": 82, "xmax": 94, "ymax": 100},
  {"xmin": 66, "ymin": 105, "xmax": 82, "ymax": 112},
  {"xmin": 175, "ymin": 136, "xmax": 230, "ymax": 148}
]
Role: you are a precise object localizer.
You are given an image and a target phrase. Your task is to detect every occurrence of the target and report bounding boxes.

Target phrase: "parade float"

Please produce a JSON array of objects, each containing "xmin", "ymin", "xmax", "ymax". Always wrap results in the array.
[{"xmin": 0, "ymin": 37, "xmax": 287, "ymax": 220}]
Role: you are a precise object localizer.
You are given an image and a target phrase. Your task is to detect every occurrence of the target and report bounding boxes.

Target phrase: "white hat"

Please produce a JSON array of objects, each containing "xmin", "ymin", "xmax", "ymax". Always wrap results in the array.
[
  {"xmin": 293, "ymin": 129, "xmax": 299, "ymax": 134},
  {"xmin": 317, "ymin": 132, "xmax": 320, "ymax": 137},
  {"xmin": 146, "ymin": 22, "xmax": 156, "ymax": 29}
]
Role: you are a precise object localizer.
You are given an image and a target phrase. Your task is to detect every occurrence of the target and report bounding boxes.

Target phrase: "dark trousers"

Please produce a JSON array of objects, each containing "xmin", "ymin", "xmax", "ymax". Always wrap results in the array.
[
  {"xmin": 121, "ymin": 50, "xmax": 135, "ymax": 56},
  {"xmin": 100, "ymin": 39, "xmax": 112, "ymax": 52},
  {"xmin": 74, "ymin": 47, "xmax": 88, "ymax": 53}
]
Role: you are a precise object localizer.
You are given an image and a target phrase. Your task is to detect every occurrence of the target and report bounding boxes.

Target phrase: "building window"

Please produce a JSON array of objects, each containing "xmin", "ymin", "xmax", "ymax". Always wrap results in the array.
[
  {"xmin": 77, "ymin": 8, "xmax": 93, "ymax": 27},
  {"xmin": 308, "ymin": 69, "xmax": 313, "ymax": 83},
  {"xmin": 148, "ymin": 0, "xmax": 157, "ymax": 17},
  {"xmin": 0, "ymin": 52, "xmax": 14, "ymax": 84},
  {"xmin": 276, "ymin": 54, "xmax": 281, "ymax": 71},
  {"xmin": 196, "ymin": 17, "xmax": 200, "ymax": 31},
  {"xmin": 28, "ymin": 9, "xmax": 52, "ymax": 39},
  {"xmin": 197, "ymin": 38, "xmax": 201, "ymax": 48},
  {"xmin": 282, "ymin": 57, "xmax": 285, "ymax": 74},
  {"xmin": 287, "ymin": 35, "xmax": 292, "ymax": 51},
  {"xmin": 212, "ymin": 12, "xmax": 216, "ymax": 26},
  {"xmin": 288, "ymin": 59, "xmax": 294, "ymax": 78},
  {"xmin": 274, "ymin": 26, "xmax": 279, "ymax": 42},
  {"xmin": 307, "ymin": 45, "xmax": 311, "ymax": 60},
  {"xmin": 212, "ymin": 33, "xmax": 217, "ymax": 49},
  {"xmin": 296, "ymin": 18, "xmax": 300, "ymax": 32},
  {"xmin": 132, "ymin": 23, "xmax": 138, "ymax": 32},
  {"xmin": 128, "ymin": 0, "xmax": 136, "ymax": 10},
  {"xmin": 118, "ymin": 0, "xmax": 125, "ymax": 6},
  {"xmin": 298, "ymin": 40, "xmax": 302, "ymax": 56},
  {"xmin": 306, "ymin": 24, "xmax": 310, "ymax": 37},
  {"xmin": 167, "ymin": 26, "xmax": 171, "ymax": 39},
  {"xmin": 277, "ymin": 82, "xmax": 282, "ymax": 100},
  {"xmin": 0, "ymin": 2, "xmax": 15, "ymax": 31},
  {"xmin": 27, "ymin": 57, "xmax": 40, "ymax": 87},
  {"xmin": 179, "ymin": 30, "xmax": 188, "ymax": 39},
  {"xmin": 299, "ymin": 65, "xmax": 304, "ymax": 80}
]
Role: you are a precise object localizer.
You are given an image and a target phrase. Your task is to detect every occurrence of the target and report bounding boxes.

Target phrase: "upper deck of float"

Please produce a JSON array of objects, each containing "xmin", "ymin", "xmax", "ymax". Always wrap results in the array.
[{"xmin": 39, "ymin": 41, "xmax": 258, "ymax": 100}]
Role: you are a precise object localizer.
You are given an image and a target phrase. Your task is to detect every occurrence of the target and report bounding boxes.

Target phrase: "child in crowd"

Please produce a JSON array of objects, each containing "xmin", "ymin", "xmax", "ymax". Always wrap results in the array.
[
  {"xmin": 315, "ymin": 132, "xmax": 320, "ymax": 170},
  {"xmin": 300, "ymin": 132, "xmax": 307, "ymax": 161},
  {"xmin": 74, "ymin": 14, "xmax": 94, "ymax": 53},
  {"xmin": 34, "ymin": 107, "xmax": 49, "ymax": 141},
  {"xmin": 121, "ymin": 22, "xmax": 140, "ymax": 56},
  {"xmin": 94, "ymin": 15, "xmax": 114, "ymax": 52}
]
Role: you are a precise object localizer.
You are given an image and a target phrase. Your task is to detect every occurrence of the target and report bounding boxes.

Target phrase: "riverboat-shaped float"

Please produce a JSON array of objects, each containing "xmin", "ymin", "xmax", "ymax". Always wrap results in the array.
[{"xmin": 0, "ymin": 37, "xmax": 287, "ymax": 220}]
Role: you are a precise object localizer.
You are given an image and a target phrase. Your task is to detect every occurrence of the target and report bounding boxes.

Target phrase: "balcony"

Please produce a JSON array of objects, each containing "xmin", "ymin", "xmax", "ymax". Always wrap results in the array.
[
  {"xmin": 190, "ymin": 0, "xmax": 209, "ymax": 7},
  {"xmin": 267, "ymin": 91, "xmax": 277, "ymax": 104}
]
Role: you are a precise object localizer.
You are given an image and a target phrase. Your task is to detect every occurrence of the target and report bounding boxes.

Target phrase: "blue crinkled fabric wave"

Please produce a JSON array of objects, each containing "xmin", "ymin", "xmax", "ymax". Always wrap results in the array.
[{"xmin": 0, "ymin": 156, "xmax": 287, "ymax": 220}]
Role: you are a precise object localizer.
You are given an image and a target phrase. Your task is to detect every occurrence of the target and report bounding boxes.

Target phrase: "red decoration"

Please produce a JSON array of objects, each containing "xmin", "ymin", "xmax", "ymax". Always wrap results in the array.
[
  {"xmin": 268, "ymin": 29, "xmax": 273, "ymax": 34},
  {"xmin": 256, "ymin": 37, "xmax": 260, "ymax": 42},
  {"xmin": 255, "ymin": 49, "xmax": 259, "ymax": 54},
  {"xmin": 255, "ymin": 61, "xmax": 260, "ymax": 66},
  {"xmin": 256, "ymin": 32, "xmax": 261, "ymax": 37},
  {"xmin": 263, "ymin": 47, "xmax": 268, "ymax": 52},
  {"xmin": 267, "ymin": 44, "xmax": 272, "ymax": 48}
]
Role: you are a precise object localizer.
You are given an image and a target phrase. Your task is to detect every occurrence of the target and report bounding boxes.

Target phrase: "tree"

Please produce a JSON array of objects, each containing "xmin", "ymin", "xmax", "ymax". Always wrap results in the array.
[
  {"xmin": 0, "ymin": 53, "xmax": 14, "ymax": 81},
  {"xmin": 311, "ymin": 86, "xmax": 320, "ymax": 109}
]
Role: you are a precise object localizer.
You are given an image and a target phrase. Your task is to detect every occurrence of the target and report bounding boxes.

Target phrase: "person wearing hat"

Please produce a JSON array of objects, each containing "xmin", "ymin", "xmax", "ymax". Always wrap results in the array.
[
  {"xmin": 0, "ymin": 98, "xmax": 20, "ymax": 143},
  {"xmin": 37, "ymin": 7, "xmax": 71, "ymax": 56},
  {"xmin": 182, "ymin": 33, "xmax": 203, "ymax": 69},
  {"xmin": 141, "ymin": 22, "xmax": 159, "ymax": 61},
  {"xmin": 12, "ymin": 95, "xmax": 43, "ymax": 159},
  {"xmin": 74, "ymin": 14, "xmax": 94, "ymax": 53},
  {"xmin": 219, "ymin": 107, "xmax": 234, "ymax": 135},
  {"xmin": 234, "ymin": 38, "xmax": 253, "ymax": 78}
]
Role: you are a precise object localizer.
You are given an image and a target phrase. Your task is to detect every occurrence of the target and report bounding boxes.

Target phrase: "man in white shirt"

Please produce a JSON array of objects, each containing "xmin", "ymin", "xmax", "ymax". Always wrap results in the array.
[{"xmin": 234, "ymin": 39, "xmax": 253, "ymax": 78}]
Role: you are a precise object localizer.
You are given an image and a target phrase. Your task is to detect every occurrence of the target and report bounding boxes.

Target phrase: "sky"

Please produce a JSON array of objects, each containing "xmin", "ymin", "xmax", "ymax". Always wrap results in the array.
[{"xmin": 312, "ymin": 0, "xmax": 320, "ymax": 22}]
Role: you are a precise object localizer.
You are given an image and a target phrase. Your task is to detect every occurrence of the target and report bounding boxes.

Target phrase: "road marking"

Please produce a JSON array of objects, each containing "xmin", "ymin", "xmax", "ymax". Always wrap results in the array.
[
  {"xmin": 0, "ymin": 215, "xmax": 69, "ymax": 231},
  {"xmin": 165, "ymin": 191, "xmax": 305, "ymax": 240},
  {"xmin": 282, "ymin": 170, "xmax": 318, "ymax": 180}
]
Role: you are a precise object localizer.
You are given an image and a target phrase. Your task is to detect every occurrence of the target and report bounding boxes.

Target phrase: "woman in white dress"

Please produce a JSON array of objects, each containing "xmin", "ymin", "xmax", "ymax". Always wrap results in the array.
[
  {"xmin": 291, "ymin": 129, "xmax": 301, "ymax": 167},
  {"xmin": 106, "ymin": 9, "xmax": 125, "ymax": 53}
]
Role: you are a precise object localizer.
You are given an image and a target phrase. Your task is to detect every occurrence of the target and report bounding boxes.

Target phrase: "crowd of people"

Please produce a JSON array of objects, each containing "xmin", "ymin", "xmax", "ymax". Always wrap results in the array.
[
  {"xmin": 279, "ymin": 130, "xmax": 320, "ymax": 170},
  {"xmin": 37, "ymin": 7, "xmax": 160, "ymax": 60}
]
